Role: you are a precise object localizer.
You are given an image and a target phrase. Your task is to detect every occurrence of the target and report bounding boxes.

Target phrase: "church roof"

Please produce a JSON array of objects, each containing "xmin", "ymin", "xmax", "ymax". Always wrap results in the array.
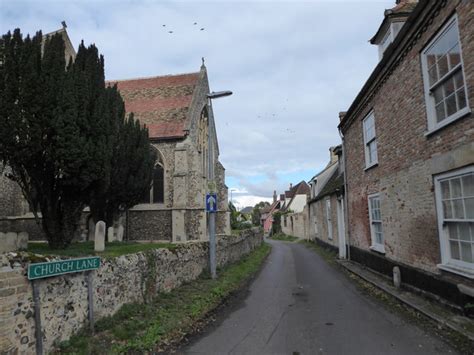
[{"xmin": 110, "ymin": 72, "xmax": 201, "ymax": 139}]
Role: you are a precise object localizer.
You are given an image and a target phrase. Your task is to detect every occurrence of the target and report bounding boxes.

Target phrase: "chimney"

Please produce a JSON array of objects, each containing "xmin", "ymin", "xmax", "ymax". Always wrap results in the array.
[
  {"xmin": 289, "ymin": 183, "xmax": 293, "ymax": 190},
  {"xmin": 329, "ymin": 146, "xmax": 338, "ymax": 164},
  {"xmin": 273, "ymin": 190, "xmax": 277, "ymax": 203},
  {"xmin": 339, "ymin": 111, "xmax": 347, "ymax": 122}
]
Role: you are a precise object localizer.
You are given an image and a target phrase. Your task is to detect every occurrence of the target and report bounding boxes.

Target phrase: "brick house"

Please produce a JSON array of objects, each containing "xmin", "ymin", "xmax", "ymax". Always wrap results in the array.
[
  {"xmin": 0, "ymin": 27, "xmax": 230, "ymax": 243},
  {"xmin": 339, "ymin": 0, "xmax": 474, "ymax": 308},
  {"xmin": 308, "ymin": 146, "xmax": 346, "ymax": 258},
  {"xmin": 260, "ymin": 193, "xmax": 280, "ymax": 234}
]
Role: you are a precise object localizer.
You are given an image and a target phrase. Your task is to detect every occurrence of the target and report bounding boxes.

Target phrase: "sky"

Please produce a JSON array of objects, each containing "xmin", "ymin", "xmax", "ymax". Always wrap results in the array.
[{"xmin": 0, "ymin": 0, "xmax": 394, "ymax": 209}]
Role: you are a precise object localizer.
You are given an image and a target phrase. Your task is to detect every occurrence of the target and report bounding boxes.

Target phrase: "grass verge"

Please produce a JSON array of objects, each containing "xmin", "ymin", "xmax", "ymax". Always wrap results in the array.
[
  {"xmin": 56, "ymin": 242, "xmax": 271, "ymax": 354},
  {"xmin": 268, "ymin": 233, "xmax": 298, "ymax": 242},
  {"xmin": 300, "ymin": 240, "xmax": 474, "ymax": 354},
  {"xmin": 28, "ymin": 241, "xmax": 176, "ymax": 258}
]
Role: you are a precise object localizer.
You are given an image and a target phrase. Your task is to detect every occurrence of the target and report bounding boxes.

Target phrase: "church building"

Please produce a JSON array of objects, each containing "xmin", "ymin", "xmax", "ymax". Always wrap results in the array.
[{"xmin": 0, "ymin": 26, "xmax": 230, "ymax": 242}]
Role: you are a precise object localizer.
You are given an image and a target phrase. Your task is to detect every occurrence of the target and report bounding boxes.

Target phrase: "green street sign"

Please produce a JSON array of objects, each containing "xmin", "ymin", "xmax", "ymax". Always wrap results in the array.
[{"xmin": 28, "ymin": 257, "xmax": 101, "ymax": 280}]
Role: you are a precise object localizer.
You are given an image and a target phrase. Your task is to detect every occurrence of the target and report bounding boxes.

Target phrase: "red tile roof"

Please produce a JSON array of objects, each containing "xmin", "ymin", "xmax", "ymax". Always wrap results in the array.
[
  {"xmin": 147, "ymin": 122, "xmax": 187, "ymax": 139},
  {"xmin": 110, "ymin": 72, "xmax": 200, "ymax": 139}
]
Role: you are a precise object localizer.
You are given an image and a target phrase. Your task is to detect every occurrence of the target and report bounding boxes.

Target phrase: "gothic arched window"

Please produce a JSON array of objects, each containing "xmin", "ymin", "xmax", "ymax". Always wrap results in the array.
[
  {"xmin": 198, "ymin": 108, "xmax": 209, "ymax": 176},
  {"xmin": 141, "ymin": 149, "xmax": 165, "ymax": 204}
]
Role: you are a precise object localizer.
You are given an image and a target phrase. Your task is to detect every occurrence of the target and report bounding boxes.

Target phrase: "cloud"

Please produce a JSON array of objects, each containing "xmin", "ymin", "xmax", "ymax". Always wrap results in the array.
[{"xmin": 1, "ymin": 0, "xmax": 394, "ymax": 204}]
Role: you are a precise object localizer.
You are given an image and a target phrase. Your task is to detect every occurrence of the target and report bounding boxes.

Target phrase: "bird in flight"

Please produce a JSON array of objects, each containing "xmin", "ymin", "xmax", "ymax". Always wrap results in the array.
[
  {"xmin": 168, "ymin": 31, "xmax": 173, "ymax": 34},
  {"xmin": 194, "ymin": 22, "xmax": 197, "ymax": 25},
  {"xmin": 200, "ymin": 28, "xmax": 205, "ymax": 31}
]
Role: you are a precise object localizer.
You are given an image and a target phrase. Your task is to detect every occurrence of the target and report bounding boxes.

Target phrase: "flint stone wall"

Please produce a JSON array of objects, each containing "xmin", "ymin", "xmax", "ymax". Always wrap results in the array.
[{"xmin": 0, "ymin": 228, "xmax": 263, "ymax": 354}]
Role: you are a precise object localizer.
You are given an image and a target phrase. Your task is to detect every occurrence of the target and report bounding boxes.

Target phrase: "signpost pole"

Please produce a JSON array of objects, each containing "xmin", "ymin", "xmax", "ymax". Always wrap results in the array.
[
  {"xmin": 32, "ymin": 280, "xmax": 43, "ymax": 355},
  {"xmin": 206, "ymin": 90, "xmax": 232, "ymax": 280},
  {"xmin": 87, "ymin": 271, "xmax": 95, "ymax": 333},
  {"xmin": 209, "ymin": 209, "xmax": 217, "ymax": 279}
]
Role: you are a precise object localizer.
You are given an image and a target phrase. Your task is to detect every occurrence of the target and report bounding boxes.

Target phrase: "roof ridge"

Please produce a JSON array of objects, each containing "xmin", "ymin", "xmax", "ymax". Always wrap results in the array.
[{"xmin": 107, "ymin": 71, "xmax": 200, "ymax": 84}]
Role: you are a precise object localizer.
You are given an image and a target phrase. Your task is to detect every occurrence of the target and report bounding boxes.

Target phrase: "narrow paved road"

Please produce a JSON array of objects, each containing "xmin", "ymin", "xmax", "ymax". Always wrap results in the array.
[{"xmin": 183, "ymin": 240, "xmax": 456, "ymax": 355}]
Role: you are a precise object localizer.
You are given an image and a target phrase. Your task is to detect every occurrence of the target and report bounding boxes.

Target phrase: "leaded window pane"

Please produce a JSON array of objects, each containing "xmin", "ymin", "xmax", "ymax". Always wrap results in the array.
[
  {"xmin": 460, "ymin": 242, "xmax": 473, "ymax": 263},
  {"xmin": 438, "ymin": 54, "xmax": 449, "ymax": 78},
  {"xmin": 451, "ymin": 178, "xmax": 462, "ymax": 197},
  {"xmin": 433, "ymin": 86, "xmax": 444, "ymax": 104},
  {"xmin": 448, "ymin": 44, "xmax": 461, "ymax": 67},
  {"xmin": 443, "ymin": 200, "xmax": 453, "ymax": 219},
  {"xmin": 446, "ymin": 94, "xmax": 457, "ymax": 116},
  {"xmin": 465, "ymin": 198, "xmax": 474, "ymax": 219},
  {"xmin": 453, "ymin": 200, "xmax": 464, "ymax": 219},
  {"xmin": 152, "ymin": 165, "xmax": 164, "ymax": 203},
  {"xmin": 428, "ymin": 65, "xmax": 438, "ymax": 86},
  {"xmin": 454, "ymin": 70, "xmax": 464, "ymax": 89},
  {"xmin": 459, "ymin": 224, "xmax": 471, "ymax": 241},
  {"xmin": 450, "ymin": 240, "xmax": 460, "ymax": 260},
  {"xmin": 457, "ymin": 89, "xmax": 467, "ymax": 110},
  {"xmin": 435, "ymin": 102, "xmax": 446, "ymax": 122},
  {"xmin": 448, "ymin": 223, "xmax": 458, "ymax": 239}
]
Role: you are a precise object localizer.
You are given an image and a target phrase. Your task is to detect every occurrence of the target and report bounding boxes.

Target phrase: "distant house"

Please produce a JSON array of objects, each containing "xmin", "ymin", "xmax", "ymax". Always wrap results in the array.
[
  {"xmin": 260, "ymin": 191, "xmax": 280, "ymax": 233},
  {"xmin": 339, "ymin": 0, "xmax": 474, "ymax": 308},
  {"xmin": 280, "ymin": 181, "xmax": 310, "ymax": 239},
  {"xmin": 308, "ymin": 146, "xmax": 346, "ymax": 258},
  {"xmin": 240, "ymin": 206, "xmax": 254, "ymax": 221}
]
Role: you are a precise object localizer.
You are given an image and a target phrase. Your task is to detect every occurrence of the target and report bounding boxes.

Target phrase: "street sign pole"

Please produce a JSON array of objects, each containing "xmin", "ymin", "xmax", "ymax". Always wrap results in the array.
[
  {"xmin": 209, "ymin": 208, "xmax": 217, "ymax": 279},
  {"xmin": 32, "ymin": 280, "xmax": 43, "ymax": 355},
  {"xmin": 206, "ymin": 90, "xmax": 232, "ymax": 280},
  {"xmin": 208, "ymin": 98, "xmax": 217, "ymax": 279}
]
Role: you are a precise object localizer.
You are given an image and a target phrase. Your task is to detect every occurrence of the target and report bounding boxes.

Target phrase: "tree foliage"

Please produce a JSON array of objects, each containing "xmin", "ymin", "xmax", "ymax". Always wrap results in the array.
[
  {"xmin": 89, "ymin": 111, "xmax": 156, "ymax": 227},
  {"xmin": 251, "ymin": 201, "xmax": 270, "ymax": 226},
  {"xmin": 271, "ymin": 211, "xmax": 283, "ymax": 235},
  {"xmin": 0, "ymin": 29, "xmax": 153, "ymax": 248}
]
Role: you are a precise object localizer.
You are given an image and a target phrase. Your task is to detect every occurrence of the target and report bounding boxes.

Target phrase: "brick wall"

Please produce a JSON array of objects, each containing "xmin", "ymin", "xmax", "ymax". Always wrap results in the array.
[{"xmin": 342, "ymin": 1, "xmax": 474, "ymax": 286}]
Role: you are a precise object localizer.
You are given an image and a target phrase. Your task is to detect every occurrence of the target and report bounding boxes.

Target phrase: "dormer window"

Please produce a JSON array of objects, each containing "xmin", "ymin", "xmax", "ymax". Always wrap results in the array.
[
  {"xmin": 370, "ymin": 0, "xmax": 417, "ymax": 61},
  {"xmin": 376, "ymin": 21, "xmax": 406, "ymax": 60}
]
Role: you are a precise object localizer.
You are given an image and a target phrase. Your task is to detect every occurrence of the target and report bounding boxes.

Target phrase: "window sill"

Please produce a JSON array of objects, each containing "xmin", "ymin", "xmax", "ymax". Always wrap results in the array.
[
  {"xmin": 437, "ymin": 263, "xmax": 474, "ymax": 279},
  {"xmin": 364, "ymin": 162, "xmax": 378, "ymax": 172},
  {"xmin": 370, "ymin": 244, "xmax": 385, "ymax": 254},
  {"xmin": 425, "ymin": 107, "xmax": 471, "ymax": 137}
]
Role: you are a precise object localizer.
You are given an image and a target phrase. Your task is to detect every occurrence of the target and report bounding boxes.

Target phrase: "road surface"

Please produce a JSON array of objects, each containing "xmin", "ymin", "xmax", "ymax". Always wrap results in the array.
[{"xmin": 183, "ymin": 240, "xmax": 456, "ymax": 355}]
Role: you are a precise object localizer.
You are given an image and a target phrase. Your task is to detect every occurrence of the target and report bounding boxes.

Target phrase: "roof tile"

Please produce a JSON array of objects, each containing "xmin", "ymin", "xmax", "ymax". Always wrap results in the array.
[{"xmin": 110, "ymin": 72, "xmax": 200, "ymax": 139}]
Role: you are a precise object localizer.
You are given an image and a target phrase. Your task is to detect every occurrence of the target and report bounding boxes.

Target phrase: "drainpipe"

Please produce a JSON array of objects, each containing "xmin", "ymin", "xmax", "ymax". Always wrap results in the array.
[{"xmin": 338, "ymin": 124, "xmax": 351, "ymax": 260}]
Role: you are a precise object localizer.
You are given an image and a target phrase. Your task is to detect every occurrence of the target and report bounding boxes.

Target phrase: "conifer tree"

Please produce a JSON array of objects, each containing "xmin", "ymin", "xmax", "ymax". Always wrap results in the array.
[
  {"xmin": 0, "ymin": 29, "xmax": 154, "ymax": 248},
  {"xmin": 89, "ymin": 92, "xmax": 156, "ymax": 228}
]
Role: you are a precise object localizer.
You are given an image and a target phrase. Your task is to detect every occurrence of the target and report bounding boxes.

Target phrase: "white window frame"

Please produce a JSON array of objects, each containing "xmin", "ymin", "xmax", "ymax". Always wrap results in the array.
[
  {"xmin": 378, "ymin": 27, "xmax": 393, "ymax": 60},
  {"xmin": 421, "ymin": 15, "xmax": 471, "ymax": 135},
  {"xmin": 368, "ymin": 193, "xmax": 385, "ymax": 253},
  {"xmin": 362, "ymin": 111, "xmax": 378, "ymax": 169},
  {"xmin": 326, "ymin": 198, "xmax": 333, "ymax": 240},
  {"xmin": 434, "ymin": 166, "xmax": 474, "ymax": 278}
]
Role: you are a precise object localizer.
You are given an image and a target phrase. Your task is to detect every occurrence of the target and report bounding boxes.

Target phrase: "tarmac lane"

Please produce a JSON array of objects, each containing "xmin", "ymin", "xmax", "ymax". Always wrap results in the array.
[{"xmin": 183, "ymin": 239, "xmax": 457, "ymax": 355}]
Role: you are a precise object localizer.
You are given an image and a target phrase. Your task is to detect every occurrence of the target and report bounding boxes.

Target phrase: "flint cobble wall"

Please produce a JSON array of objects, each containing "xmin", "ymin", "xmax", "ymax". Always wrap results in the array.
[{"xmin": 0, "ymin": 228, "xmax": 263, "ymax": 354}]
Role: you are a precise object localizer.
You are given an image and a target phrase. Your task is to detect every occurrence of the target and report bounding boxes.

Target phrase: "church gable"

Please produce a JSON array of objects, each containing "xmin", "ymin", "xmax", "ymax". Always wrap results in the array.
[{"xmin": 111, "ymin": 72, "xmax": 200, "ymax": 140}]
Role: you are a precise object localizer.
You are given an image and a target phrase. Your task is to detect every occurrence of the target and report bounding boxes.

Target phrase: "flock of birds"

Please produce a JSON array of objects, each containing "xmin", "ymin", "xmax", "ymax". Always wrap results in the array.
[
  {"xmin": 222, "ymin": 99, "xmax": 296, "ymax": 134},
  {"xmin": 255, "ymin": 100, "xmax": 296, "ymax": 133},
  {"xmin": 160, "ymin": 24, "xmax": 295, "ymax": 135},
  {"xmin": 162, "ymin": 22, "xmax": 205, "ymax": 34}
]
